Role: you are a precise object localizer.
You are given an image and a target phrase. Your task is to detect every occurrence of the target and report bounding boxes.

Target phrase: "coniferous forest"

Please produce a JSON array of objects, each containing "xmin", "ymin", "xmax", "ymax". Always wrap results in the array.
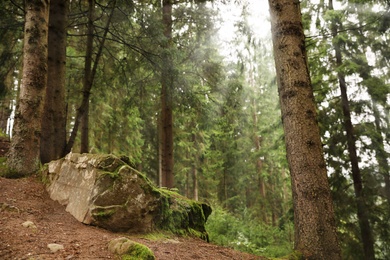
[{"xmin": 0, "ymin": 0, "xmax": 389, "ymax": 259}]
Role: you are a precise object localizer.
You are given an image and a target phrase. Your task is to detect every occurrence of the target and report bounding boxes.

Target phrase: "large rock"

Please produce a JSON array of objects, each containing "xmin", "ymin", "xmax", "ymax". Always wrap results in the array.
[{"xmin": 42, "ymin": 153, "xmax": 211, "ymax": 239}]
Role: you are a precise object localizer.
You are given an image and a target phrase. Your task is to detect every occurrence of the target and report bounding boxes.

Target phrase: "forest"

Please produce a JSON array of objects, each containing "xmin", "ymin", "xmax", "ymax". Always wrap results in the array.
[{"xmin": 0, "ymin": 0, "xmax": 389, "ymax": 259}]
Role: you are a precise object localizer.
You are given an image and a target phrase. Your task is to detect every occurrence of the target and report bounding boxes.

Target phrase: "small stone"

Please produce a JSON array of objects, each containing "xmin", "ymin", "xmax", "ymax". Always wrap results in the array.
[
  {"xmin": 22, "ymin": 221, "xmax": 37, "ymax": 229},
  {"xmin": 47, "ymin": 243, "xmax": 64, "ymax": 253},
  {"xmin": 108, "ymin": 237, "xmax": 155, "ymax": 259}
]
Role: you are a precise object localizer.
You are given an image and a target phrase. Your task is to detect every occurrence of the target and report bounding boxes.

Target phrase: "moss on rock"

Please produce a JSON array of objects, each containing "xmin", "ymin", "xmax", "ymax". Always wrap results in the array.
[
  {"xmin": 108, "ymin": 237, "xmax": 155, "ymax": 260},
  {"xmin": 42, "ymin": 153, "xmax": 212, "ymax": 240}
]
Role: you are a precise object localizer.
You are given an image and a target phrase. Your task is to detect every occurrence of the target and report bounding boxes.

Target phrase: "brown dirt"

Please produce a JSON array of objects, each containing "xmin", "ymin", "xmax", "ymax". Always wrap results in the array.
[{"xmin": 0, "ymin": 176, "xmax": 266, "ymax": 260}]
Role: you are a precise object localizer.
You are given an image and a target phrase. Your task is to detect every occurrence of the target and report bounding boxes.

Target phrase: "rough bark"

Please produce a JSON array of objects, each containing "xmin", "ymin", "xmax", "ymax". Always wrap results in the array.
[
  {"xmin": 328, "ymin": 0, "xmax": 375, "ymax": 258},
  {"xmin": 268, "ymin": 0, "xmax": 341, "ymax": 258},
  {"xmin": 160, "ymin": 0, "xmax": 174, "ymax": 188},
  {"xmin": 7, "ymin": 0, "xmax": 50, "ymax": 176},
  {"xmin": 80, "ymin": 96, "xmax": 90, "ymax": 153},
  {"xmin": 40, "ymin": 0, "xmax": 68, "ymax": 164}
]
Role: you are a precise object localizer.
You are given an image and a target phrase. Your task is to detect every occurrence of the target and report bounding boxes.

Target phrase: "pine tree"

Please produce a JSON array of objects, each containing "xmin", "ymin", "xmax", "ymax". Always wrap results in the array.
[
  {"xmin": 268, "ymin": 0, "xmax": 341, "ymax": 258},
  {"xmin": 40, "ymin": 0, "xmax": 68, "ymax": 163},
  {"xmin": 7, "ymin": 0, "xmax": 50, "ymax": 176}
]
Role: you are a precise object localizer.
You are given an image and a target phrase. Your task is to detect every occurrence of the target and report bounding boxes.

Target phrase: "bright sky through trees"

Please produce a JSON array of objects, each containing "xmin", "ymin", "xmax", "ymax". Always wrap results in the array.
[{"xmin": 217, "ymin": 0, "xmax": 271, "ymax": 58}]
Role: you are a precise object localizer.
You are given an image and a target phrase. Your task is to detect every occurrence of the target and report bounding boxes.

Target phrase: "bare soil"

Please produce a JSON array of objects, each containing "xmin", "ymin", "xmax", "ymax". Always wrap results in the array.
[{"xmin": 0, "ymin": 176, "xmax": 266, "ymax": 259}]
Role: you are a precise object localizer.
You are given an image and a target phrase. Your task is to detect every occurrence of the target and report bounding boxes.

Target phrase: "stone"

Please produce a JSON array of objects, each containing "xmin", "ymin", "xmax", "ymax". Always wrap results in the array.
[
  {"xmin": 42, "ymin": 153, "xmax": 211, "ymax": 238},
  {"xmin": 108, "ymin": 237, "xmax": 155, "ymax": 259},
  {"xmin": 47, "ymin": 243, "xmax": 64, "ymax": 253},
  {"xmin": 22, "ymin": 221, "xmax": 37, "ymax": 229}
]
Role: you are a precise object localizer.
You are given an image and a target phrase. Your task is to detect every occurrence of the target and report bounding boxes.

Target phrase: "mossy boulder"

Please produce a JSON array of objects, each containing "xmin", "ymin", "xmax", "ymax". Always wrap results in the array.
[
  {"xmin": 42, "ymin": 153, "xmax": 211, "ymax": 239},
  {"xmin": 108, "ymin": 237, "xmax": 155, "ymax": 260}
]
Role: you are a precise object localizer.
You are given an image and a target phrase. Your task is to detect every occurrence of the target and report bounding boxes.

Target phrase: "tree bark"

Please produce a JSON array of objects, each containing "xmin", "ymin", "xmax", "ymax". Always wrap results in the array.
[
  {"xmin": 7, "ymin": 0, "xmax": 50, "ymax": 176},
  {"xmin": 160, "ymin": 0, "xmax": 174, "ymax": 188},
  {"xmin": 40, "ymin": 0, "xmax": 68, "ymax": 163},
  {"xmin": 268, "ymin": 0, "xmax": 341, "ymax": 258}
]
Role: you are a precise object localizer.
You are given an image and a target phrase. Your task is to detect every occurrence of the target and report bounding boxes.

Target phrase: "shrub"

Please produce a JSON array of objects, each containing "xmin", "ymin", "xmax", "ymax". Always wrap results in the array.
[{"xmin": 205, "ymin": 205, "xmax": 293, "ymax": 258}]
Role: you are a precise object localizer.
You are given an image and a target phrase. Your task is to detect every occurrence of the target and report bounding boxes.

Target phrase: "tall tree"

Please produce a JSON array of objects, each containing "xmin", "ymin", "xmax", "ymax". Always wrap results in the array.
[
  {"xmin": 302, "ymin": 0, "xmax": 390, "ymax": 256},
  {"xmin": 0, "ymin": 2, "xmax": 23, "ymax": 135},
  {"xmin": 267, "ymin": 0, "xmax": 341, "ymax": 258},
  {"xmin": 64, "ymin": 0, "xmax": 115, "ymax": 155},
  {"xmin": 327, "ymin": 0, "xmax": 375, "ymax": 258},
  {"xmin": 160, "ymin": 0, "xmax": 174, "ymax": 188},
  {"xmin": 7, "ymin": 0, "xmax": 50, "ymax": 176},
  {"xmin": 40, "ymin": 0, "xmax": 68, "ymax": 163}
]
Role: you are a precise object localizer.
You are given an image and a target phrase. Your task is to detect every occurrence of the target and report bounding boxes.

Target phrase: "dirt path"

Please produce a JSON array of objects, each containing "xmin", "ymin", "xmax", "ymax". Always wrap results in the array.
[{"xmin": 0, "ymin": 176, "xmax": 266, "ymax": 259}]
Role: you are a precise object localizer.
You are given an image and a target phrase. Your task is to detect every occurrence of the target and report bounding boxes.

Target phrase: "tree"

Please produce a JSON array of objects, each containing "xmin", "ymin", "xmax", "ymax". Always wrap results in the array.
[
  {"xmin": 0, "ymin": 2, "xmax": 23, "ymax": 135},
  {"xmin": 7, "ymin": 0, "xmax": 50, "ymax": 176},
  {"xmin": 40, "ymin": 0, "xmax": 68, "ymax": 163},
  {"xmin": 64, "ymin": 0, "xmax": 115, "ymax": 155},
  {"xmin": 328, "ymin": 1, "xmax": 375, "ymax": 258},
  {"xmin": 160, "ymin": 0, "xmax": 175, "ymax": 188},
  {"xmin": 302, "ymin": 0, "xmax": 389, "ymax": 256},
  {"xmin": 267, "ymin": 0, "xmax": 341, "ymax": 258}
]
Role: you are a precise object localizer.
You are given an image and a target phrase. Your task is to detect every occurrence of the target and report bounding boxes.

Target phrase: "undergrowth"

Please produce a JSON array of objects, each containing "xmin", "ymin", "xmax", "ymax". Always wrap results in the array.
[{"xmin": 205, "ymin": 205, "xmax": 294, "ymax": 258}]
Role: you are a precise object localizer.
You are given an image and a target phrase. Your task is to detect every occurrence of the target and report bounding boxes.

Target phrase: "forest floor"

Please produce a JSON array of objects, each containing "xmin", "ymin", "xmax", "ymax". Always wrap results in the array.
[{"xmin": 0, "ymin": 175, "xmax": 267, "ymax": 260}]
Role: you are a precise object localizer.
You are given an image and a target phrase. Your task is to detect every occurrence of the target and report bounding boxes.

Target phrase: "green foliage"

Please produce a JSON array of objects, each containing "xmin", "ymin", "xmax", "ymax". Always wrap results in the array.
[
  {"xmin": 206, "ymin": 205, "xmax": 293, "ymax": 258},
  {"xmin": 0, "ymin": 157, "xmax": 10, "ymax": 177},
  {"xmin": 304, "ymin": 0, "xmax": 390, "ymax": 258}
]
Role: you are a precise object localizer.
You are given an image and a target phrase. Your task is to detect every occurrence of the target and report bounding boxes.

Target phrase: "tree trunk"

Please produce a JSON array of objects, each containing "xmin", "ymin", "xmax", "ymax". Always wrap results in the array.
[
  {"xmin": 372, "ymin": 102, "xmax": 390, "ymax": 207},
  {"xmin": 80, "ymin": 101, "xmax": 89, "ymax": 153},
  {"xmin": 338, "ymin": 62, "xmax": 375, "ymax": 260},
  {"xmin": 252, "ymin": 99, "xmax": 267, "ymax": 222},
  {"xmin": 0, "ymin": 99, "xmax": 11, "ymax": 134},
  {"xmin": 328, "ymin": 1, "xmax": 375, "ymax": 258},
  {"xmin": 40, "ymin": 0, "xmax": 68, "ymax": 163},
  {"xmin": 160, "ymin": 0, "xmax": 174, "ymax": 188},
  {"xmin": 63, "ymin": 0, "xmax": 115, "ymax": 155},
  {"xmin": 268, "ymin": 0, "xmax": 341, "ymax": 258},
  {"xmin": 79, "ymin": 0, "xmax": 93, "ymax": 154},
  {"xmin": 7, "ymin": 0, "xmax": 50, "ymax": 176},
  {"xmin": 192, "ymin": 133, "xmax": 198, "ymax": 201}
]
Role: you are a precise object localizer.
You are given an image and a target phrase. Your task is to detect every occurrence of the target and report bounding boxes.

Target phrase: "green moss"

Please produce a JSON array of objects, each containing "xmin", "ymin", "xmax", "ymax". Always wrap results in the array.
[
  {"xmin": 0, "ymin": 165, "xmax": 24, "ymax": 179},
  {"xmin": 121, "ymin": 242, "xmax": 155, "ymax": 260},
  {"xmin": 273, "ymin": 251, "xmax": 303, "ymax": 260},
  {"xmin": 288, "ymin": 251, "xmax": 304, "ymax": 260},
  {"xmin": 150, "ymin": 187, "xmax": 210, "ymax": 240},
  {"xmin": 99, "ymin": 170, "xmax": 120, "ymax": 180},
  {"xmin": 40, "ymin": 164, "xmax": 50, "ymax": 184},
  {"xmin": 109, "ymin": 237, "xmax": 155, "ymax": 260},
  {"xmin": 92, "ymin": 208, "xmax": 117, "ymax": 219},
  {"xmin": 141, "ymin": 232, "xmax": 173, "ymax": 241},
  {"xmin": 0, "ymin": 161, "xmax": 8, "ymax": 177}
]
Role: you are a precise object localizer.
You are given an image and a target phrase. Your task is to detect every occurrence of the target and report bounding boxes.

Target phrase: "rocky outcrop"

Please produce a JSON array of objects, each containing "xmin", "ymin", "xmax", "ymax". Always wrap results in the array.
[{"xmin": 42, "ymin": 153, "xmax": 211, "ymax": 239}]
